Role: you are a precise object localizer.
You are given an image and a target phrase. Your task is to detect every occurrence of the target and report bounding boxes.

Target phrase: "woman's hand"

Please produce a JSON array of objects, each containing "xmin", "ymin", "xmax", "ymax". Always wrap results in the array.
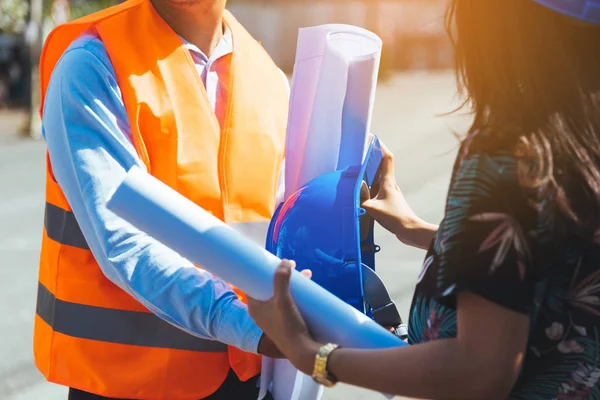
[
  {"xmin": 248, "ymin": 260, "xmax": 319, "ymax": 369},
  {"xmin": 363, "ymin": 140, "xmax": 438, "ymax": 250}
]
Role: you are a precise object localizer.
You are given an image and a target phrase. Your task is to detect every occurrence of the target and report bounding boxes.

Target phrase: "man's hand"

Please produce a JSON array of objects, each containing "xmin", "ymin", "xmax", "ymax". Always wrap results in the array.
[{"xmin": 257, "ymin": 334, "xmax": 285, "ymax": 358}]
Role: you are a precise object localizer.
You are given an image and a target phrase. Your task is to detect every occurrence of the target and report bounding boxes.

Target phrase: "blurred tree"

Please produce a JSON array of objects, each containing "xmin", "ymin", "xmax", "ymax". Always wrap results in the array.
[
  {"xmin": 0, "ymin": 0, "xmax": 29, "ymax": 33},
  {"xmin": 23, "ymin": 0, "xmax": 45, "ymax": 137},
  {"xmin": 68, "ymin": 0, "xmax": 116, "ymax": 19},
  {"xmin": 364, "ymin": 0, "xmax": 392, "ymax": 82},
  {"xmin": 24, "ymin": 0, "xmax": 118, "ymax": 137}
]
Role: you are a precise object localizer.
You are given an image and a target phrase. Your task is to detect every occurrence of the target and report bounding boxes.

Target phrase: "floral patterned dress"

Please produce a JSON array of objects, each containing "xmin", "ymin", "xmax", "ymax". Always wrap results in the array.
[{"xmin": 408, "ymin": 134, "xmax": 600, "ymax": 399}]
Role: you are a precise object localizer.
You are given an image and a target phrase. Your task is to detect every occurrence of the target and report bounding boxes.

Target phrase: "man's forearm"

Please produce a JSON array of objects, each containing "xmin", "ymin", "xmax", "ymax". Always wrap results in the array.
[
  {"xmin": 62, "ymin": 158, "xmax": 264, "ymax": 353},
  {"xmin": 67, "ymin": 158, "xmax": 263, "ymax": 352}
]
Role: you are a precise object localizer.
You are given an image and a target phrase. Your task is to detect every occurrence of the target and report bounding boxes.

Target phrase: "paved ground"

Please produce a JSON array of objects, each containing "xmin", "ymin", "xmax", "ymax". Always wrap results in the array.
[{"xmin": 0, "ymin": 71, "xmax": 471, "ymax": 400}]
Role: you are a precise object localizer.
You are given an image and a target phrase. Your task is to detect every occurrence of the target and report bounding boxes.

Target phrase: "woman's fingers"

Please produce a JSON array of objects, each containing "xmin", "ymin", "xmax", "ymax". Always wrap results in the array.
[
  {"xmin": 273, "ymin": 260, "xmax": 312, "ymax": 300},
  {"xmin": 376, "ymin": 140, "xmax": 397, "ymax": 190},
  {"xmin": 272, "ymin": 260, "xmax": 312, "ymax": 301},
  {"xmin": 283, "ymin": 259, "xmax": 312, "ymax": 279},
  {"xmin": 301, "ymin": 269, "xmax": 312, "ymax": 279},
  {"xmin": 361, "ymin": 197, "xmax": 380, "ymax": 212},
  {"xmin": 273, "ymin": 260, "xmax": 294, "ymax": 302}
]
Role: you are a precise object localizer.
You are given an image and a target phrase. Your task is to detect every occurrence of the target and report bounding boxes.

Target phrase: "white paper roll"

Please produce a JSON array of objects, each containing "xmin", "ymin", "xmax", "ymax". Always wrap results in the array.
[{"xmin": 284, "ymin": 25, "xmax": 382, "ymax": 199}]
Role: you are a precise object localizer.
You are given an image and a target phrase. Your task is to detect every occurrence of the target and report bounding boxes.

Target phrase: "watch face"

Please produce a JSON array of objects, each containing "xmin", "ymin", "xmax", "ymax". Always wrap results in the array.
[{"xmin": 312, "ymin": 343, "xmax": 339, "ymax": 387}]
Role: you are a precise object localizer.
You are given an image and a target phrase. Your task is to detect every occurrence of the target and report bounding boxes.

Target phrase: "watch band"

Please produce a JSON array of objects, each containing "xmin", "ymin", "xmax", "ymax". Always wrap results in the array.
[{"xmin": 312, "ymin": 343, "xmax": 339, "ymax": 387}]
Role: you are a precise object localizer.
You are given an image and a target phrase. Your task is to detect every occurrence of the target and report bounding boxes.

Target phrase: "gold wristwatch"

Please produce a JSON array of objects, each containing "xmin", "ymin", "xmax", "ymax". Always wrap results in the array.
[{"xmin": 311, "ymin": 343, "xmax": 339, "ymax": 387}]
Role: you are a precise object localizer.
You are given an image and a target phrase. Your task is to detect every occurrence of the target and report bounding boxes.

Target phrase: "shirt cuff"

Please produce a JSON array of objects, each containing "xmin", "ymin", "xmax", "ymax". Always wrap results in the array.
[{"xmin": 216, "ymin": 299, "xmax": 264, "ymax": 354}]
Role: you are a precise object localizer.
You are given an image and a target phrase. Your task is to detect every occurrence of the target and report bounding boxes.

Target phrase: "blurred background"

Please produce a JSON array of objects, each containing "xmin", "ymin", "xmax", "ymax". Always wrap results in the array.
[
  {"xmin": 0, "ymin": 0, "xmax": 451, "ymax": 121},
  {"xmin": 0, "ymin": 0, "xmax": 472, "ymax": 398}
]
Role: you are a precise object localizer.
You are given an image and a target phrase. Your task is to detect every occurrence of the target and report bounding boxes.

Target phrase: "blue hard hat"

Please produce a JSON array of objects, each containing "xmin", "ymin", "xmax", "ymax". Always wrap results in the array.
[
  {"xmin": 266, "ymin": 136, "xmax": 407, "ymax": 337},
  {"xmin": 533, "ymin": 0, "xmax": 600, "ymax": 23}
]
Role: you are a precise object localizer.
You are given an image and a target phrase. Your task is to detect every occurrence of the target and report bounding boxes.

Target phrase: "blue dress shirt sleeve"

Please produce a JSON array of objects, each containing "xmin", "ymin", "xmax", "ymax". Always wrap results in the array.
[{"xmin": 41, "ymin": 33, "xmax": 263, "ymax": 353}]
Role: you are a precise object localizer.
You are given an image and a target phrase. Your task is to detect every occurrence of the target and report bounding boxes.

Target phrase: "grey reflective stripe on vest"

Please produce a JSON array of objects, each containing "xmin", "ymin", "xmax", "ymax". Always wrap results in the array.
[
  {"xmin": 45, "ymin": 202, "xmax": 271, "ymax": 250},
  {"xmin": 36, "ymin": 283, "xmax": 228, "ymax": 352},
  {"xmin": 42, "ymin": 203, "xmax": 263, "ymax": 350},
  {"xmin": 44, "ymin": 202, "xmax": 89, "ymax": 249}
]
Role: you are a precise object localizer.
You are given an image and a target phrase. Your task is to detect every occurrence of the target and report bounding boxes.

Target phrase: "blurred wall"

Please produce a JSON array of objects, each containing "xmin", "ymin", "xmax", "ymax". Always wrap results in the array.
[{"xmin": 227, "ymin": 0, "xmax": 452, "ymax": 73}]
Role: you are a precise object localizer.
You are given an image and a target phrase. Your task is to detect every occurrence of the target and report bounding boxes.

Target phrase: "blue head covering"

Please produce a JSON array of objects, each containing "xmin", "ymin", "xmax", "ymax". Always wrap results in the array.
[
  {"xmin": 265, "ymin": 136, "xmax": 407, "ymax": 336},
  {"xmin": 532, "ymin": 0, "xmax": 600, "ymax": 23}
]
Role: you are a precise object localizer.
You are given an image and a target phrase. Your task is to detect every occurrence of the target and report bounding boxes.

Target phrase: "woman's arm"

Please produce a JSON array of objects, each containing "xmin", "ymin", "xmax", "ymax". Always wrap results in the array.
[
  {"xmin": 291, "ymin": 293, "xmax": 529, "ymax": 400},
  {"xmin": 248, "ymin": 150, "xmax": 536, "ymax": 399},
  {"xmin": 395, "ymin": 217, "xmax": 439, "ymax": 250}
]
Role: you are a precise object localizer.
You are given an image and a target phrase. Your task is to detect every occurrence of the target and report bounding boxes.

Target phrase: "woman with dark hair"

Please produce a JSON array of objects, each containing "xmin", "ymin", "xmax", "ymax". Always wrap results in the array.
[{"xmin": 248, "ymin": 1, "xmax": 600, "ymax": 398}]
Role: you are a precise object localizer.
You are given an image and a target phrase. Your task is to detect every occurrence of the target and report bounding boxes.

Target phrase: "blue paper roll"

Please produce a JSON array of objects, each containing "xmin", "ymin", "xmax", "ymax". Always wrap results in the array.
[{"xmin": 106, "ymin": 166, "xmax": 406, "ymax": 349}]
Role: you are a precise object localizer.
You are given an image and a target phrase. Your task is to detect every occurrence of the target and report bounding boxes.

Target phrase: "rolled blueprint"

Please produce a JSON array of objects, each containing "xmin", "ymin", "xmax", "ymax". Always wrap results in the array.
[
  {"xmin": 284, "ymin": 25, "xmax": 382, "ymax": 199},
  {"xmin": 272, "ymin": 24, "xmax": 383, "ymax": 400},
  {"xmin": 106, "ymin": 166, "xmax": 405, "ymax": 351}
]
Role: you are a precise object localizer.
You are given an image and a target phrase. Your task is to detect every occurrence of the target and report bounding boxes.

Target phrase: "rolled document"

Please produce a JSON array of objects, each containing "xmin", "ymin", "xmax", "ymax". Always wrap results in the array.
[
  {"xmin": 284, "ymin": 25, "xmax": 382, "ymax": 199},
  {"xmin": 275, "ymin": 25, "xmax": 383, "ymax": 398},
  {"xmin": 106, "ymin": 166, "xmax": 405, "ymax": 350}
]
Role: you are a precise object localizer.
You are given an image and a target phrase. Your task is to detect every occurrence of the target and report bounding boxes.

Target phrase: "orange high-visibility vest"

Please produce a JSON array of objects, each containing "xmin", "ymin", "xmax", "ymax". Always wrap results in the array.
[{"xmin": 34, "ymin": 0, "xmax": 288, "ymax": 398}]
